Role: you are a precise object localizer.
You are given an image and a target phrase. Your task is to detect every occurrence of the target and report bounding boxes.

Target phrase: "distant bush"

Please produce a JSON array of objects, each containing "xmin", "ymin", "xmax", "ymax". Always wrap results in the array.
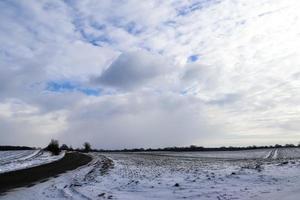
[
  {"xmin": 83, "ymin": 142, "xmax": 91, "ymax": 153},
  {"xmin": 45, "ymin": 139, "xmax": 61, "ymax": 155},
  {"xmin": 60, "ymin": 144, "xmax": 69, "ymax": 151}
]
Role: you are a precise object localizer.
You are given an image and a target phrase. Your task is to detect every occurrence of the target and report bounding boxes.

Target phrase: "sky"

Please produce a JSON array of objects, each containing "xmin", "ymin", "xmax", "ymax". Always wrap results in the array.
[{"xmin": 1, "ymin": 0, "xmax": 300, "ymax": 149}]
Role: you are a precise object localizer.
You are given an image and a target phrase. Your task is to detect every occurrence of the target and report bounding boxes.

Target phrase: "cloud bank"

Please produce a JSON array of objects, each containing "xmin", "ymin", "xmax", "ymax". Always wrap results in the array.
[{"xmin": 1, "ymin": 0, "xmax": 300, "ymax": 148}]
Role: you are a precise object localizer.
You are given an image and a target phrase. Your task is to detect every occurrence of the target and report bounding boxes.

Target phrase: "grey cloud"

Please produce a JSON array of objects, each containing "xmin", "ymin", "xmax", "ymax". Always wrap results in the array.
[
  {"xmin": 94, "ymin": 51, "xmax": 171, "ymax": 90},
  {"xmin": 60, "ymin": 92, "xmax": 223, "ymax": 149}
]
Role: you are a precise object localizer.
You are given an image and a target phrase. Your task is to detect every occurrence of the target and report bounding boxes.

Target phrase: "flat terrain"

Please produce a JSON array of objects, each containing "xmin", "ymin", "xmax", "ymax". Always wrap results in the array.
[
  {"xmin": 0, "ymin": 152, "xmax": 92, "ymax": 194},
  {"xmin": 2, "ymin": 148, "xmax": 300, "ymax": 200}
]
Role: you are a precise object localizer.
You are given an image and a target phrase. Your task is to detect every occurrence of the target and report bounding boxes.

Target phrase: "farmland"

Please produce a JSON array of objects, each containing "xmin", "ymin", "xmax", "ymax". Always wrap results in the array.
[
  {"xmin": 0, "ymin": 150, "xmax": 64, "ymax": 174},
  {"xmin": 1, "ymin": 148, "xmax": 300, "ymax": 199}
]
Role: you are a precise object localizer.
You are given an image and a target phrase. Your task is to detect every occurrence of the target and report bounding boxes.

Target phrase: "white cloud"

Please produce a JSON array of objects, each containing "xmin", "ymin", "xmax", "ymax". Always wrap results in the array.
[{"xmin": 46, "ymin": 40, "xmax": 117, "ymax": 81}]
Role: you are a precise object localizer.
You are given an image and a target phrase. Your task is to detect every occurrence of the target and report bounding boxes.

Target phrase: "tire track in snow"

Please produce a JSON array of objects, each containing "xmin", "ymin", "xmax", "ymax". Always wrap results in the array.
[
  {"xmin": 61, "ymin": 186, "xmax": 93, "ymax": 200},
  {"xmin": 59, "ymin": 154, "xmax": 114, "ymax": 200},
  {"xmin": 265, "ymin": 149, "xmax": 278, "ymax": 159}
]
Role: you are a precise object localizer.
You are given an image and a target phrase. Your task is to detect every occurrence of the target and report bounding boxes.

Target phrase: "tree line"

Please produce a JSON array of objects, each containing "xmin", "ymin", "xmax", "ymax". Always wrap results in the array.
[
  {"xmin": 44, "ymin": 139, "xmax": 92, "ymax": 155},
  {"xmin": 0, "ymin": 146, "xmax": 35, "ymax": 151},
  {"xmin": 1, "ymin": 141, "xmax": 300, "ymax": 155},
  {"xmin": 94, "ymin": 143, "xmax": 300, "ymax": 152}
]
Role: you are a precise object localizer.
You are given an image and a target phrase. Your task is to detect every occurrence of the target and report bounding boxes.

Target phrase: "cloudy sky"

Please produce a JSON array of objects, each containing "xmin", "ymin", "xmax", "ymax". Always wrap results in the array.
[{"xmin": 1, "ymin": 0, "xmax": 300, "ymax": 149}]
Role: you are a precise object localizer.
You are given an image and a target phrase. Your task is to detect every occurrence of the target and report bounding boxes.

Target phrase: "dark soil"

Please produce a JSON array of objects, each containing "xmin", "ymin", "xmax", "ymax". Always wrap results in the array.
[{"xmin": 0, "ymin": 152, "xmax": 92, "ymax": 195}]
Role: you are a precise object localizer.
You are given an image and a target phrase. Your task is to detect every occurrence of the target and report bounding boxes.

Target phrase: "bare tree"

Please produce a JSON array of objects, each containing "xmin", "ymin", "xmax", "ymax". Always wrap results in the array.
[{"xmin": 83, "ymin": 142, "xmax": 91, "ymax": 153}]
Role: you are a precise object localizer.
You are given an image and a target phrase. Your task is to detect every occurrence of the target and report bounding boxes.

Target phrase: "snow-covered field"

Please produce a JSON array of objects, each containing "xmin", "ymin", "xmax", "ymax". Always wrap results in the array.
[
  {"xmin": 0, "ymin": 150, "xmax": 64, "ymax": 174},
  {"xmin": 2, "ymin": 148, "xmax": 300, "ymax": 200},
  {"xmin": 142, "ymin": 148, "xmax": 279, "ymax": 159}
]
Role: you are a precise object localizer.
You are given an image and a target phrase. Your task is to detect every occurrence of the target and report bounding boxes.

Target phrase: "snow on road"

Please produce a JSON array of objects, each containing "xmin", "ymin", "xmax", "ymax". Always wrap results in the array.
[
  {"xmin": 0, "ymin": 150, "xmax": 65, "ymax": 174},
  {"xmin": 2, "ymin": 148, "xmax": 300, "ymax": 200}
]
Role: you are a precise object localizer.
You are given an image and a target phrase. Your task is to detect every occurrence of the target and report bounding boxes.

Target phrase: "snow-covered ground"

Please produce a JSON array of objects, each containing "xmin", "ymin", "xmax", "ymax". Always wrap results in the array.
[
  {"xmin": 147, "ymin": 148, "xmax": 300, "ymax": 160},
  {"xmin": 0, "ymin": 150, "xmax": 64, "ymax": 174},
  {"xmin": 2, "ymin": 148, "xmax": 300, "ymax": 200},
  {"xmin": 142, "ymin": 148, "xmax": 275, "ymax": 159}
]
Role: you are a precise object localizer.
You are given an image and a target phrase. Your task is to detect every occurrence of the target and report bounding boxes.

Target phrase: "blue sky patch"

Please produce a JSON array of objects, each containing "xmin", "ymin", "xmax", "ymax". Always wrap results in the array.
[
  {"xmin": 177, "ymin": 0, "xmax": 220, "ymax": 16},
  {"xmin": 46, "ymin": 81, "xmax": 100, "ymax": 96},
  {"xmin": 188, "ymin": 54, "xmax": 199, "ymax": 63}
]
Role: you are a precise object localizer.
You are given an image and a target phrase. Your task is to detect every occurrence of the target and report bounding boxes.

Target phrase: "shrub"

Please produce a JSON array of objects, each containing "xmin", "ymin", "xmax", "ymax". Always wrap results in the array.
[
  {"xmin": 60, "ymin": 144, "xmax": 69, "ymax": 151},
  {"xmin": 45, "ymin": 139, "xmax": 61, "ymax": 155},
  {"xmin": 69, "ymin": 145, "xmax": 74, "ymax": 151}
]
